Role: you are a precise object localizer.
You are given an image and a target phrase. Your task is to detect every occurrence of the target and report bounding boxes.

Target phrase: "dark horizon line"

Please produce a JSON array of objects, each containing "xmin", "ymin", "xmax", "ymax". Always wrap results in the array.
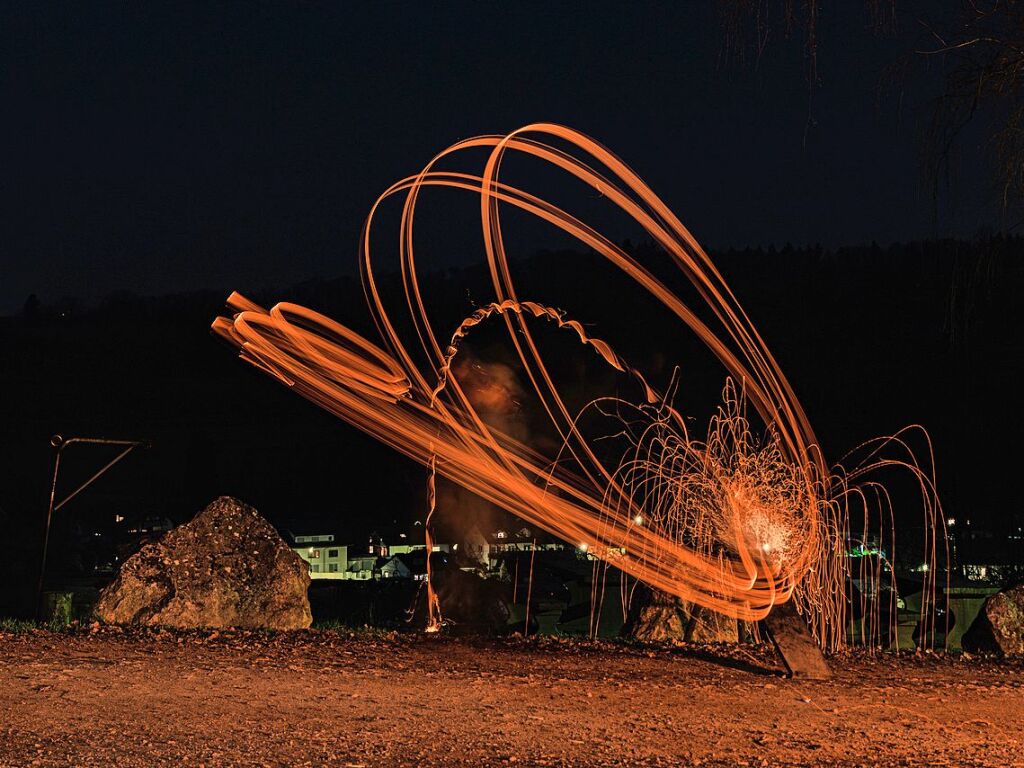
[{"xmin": 5, "ymin": 231, "xmax": 1021, "ymax": 319}]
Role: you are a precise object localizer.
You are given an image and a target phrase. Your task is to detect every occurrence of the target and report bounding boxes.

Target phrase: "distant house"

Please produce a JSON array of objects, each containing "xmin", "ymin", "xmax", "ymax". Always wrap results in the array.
[
  {"xmin": 346, "ymin": 554, "xmax": 378, "ymax": 580},
  {"xmin": 379, "ymin": 555, "xmax": 413, "ymax": 579},
  {"xmin": 379, "ymin": 550, "xmax": 446, "ymax": 581},
  {"xmin": 388, "ymin": 542, "xmax": 452, "ymax": 555},
  {"xmin": 490, "ymin": 526, "xmax": 540, "ymax": 553},
  {"xmin": 287, "ymin": 530, "xmax": 454, "ymax": 581},
  {"xmin": 287, "ymin": 532, "xmax": 348, "ymax": 580},
  {"xmin": 366, "ymin": 524, "xmax": 452, "ymax": 558},
  {"xmin": 483, "ymin": 526, "xmax": 565, "ymax": 558}
]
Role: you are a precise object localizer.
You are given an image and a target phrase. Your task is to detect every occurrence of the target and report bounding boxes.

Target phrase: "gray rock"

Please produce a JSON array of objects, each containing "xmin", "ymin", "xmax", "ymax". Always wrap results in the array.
[
  {"xmin": 963, "ymin": 584, "xmax": 1024, "ymax": 656},
  {"xmin": 94, "ymin": 496, "xmax": 311, "ymax": 630},
  {"xmin": 622, "ymin": 584, "xmax": 738, "ymax": 643}
]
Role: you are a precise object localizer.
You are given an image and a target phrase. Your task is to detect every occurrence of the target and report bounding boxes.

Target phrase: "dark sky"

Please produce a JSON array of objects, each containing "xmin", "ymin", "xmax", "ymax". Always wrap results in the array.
[{"xmin": 3, "ymin": 1, "xmax": 996, "ymax": 316}]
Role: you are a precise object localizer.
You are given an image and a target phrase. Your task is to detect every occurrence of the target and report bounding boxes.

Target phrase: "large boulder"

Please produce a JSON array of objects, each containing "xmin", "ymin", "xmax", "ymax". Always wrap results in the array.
[
  {"xmin": 963, "ymin": 584, "xmax": 1024, "ymax": 656},
  {"xmin": 94, "ymin": 496, "xmax": 311, "ymax": 630},
  {"xmin": 622, "ymin": 584, "xmax": 738, "ymax": 643}
]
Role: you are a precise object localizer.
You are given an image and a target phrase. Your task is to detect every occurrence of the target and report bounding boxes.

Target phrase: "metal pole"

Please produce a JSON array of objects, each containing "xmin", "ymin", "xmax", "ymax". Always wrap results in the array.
[
  {"xmin": 35, "ymin": 434, "xmax": 149, "ymax": 618},
  {"xmin": 35, "ymin": 435, "xmax": 65, "ymax": 617}
]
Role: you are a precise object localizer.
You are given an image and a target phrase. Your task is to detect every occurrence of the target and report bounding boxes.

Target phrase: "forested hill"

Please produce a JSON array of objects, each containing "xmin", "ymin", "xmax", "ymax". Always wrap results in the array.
[{"xmin": 2, "ymin": 236, "xmax": 1021, "ymax": 611}]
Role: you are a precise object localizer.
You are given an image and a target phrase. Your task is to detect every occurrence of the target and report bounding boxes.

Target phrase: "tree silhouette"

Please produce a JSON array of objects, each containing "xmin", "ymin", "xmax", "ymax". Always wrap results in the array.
[{"xmin": 719, "ymin": 1, "xmax": 1024, "ymax": 221}]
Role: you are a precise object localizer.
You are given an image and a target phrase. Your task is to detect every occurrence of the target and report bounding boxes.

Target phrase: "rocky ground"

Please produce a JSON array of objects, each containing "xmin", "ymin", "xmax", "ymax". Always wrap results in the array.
[{"xmin": 1, "ymin": 626, "xmax": 1022, "ymax": 767}]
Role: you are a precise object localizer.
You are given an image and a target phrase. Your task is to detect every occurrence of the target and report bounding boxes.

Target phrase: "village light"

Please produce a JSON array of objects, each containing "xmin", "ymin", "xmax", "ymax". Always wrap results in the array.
[
  {"xmin": 947, "ymin": 517, "xmax": 956, "ymax": 527},
  {"xmin": 633, "ymin": 515, "xmax": 643, "ymax": 526},
  {"xmin": 579, "ymin": 542, "xmax": 589, "ymax": 552}
]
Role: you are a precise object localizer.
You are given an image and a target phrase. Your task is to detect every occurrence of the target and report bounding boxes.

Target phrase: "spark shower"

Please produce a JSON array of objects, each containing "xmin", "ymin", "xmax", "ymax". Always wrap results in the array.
[{"xmin": 213, "ymin": 124, "xmax": 945, "ymax": 650}]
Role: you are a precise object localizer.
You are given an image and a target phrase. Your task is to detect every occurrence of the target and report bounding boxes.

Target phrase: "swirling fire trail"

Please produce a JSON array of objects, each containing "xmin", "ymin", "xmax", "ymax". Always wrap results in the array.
[{"xmin": 213, "ymin": 124, "xmax": 945, "ymax": 650}]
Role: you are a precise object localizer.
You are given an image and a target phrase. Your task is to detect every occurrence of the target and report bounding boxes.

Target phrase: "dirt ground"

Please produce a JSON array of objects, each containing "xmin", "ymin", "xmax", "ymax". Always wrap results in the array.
[{"xmin": 0, "ymin": 627, "xmax": 1022, "ymax": 767}]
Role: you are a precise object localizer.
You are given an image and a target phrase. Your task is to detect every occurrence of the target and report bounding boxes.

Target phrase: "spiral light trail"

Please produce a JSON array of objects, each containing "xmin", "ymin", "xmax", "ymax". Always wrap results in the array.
[{"xmin": 212, "ymin": 124, "xmax": 945, "ymax": 649}]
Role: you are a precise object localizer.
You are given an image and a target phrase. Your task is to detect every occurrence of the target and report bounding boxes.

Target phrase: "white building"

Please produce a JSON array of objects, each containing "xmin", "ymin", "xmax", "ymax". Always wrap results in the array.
[
  {"xmin": 289, "ymin": 533, "xmax": 350, "ymax": 580},
  {"xmin": 288, "ymin": 532, "xmax": 453, "ymax": 581}
]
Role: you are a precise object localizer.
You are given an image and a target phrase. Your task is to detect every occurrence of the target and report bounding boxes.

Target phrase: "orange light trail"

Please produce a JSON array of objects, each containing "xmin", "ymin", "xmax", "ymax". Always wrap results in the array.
[{"xmin": 212, "ymin": 124, "xmax": 945, "ymax": 649}]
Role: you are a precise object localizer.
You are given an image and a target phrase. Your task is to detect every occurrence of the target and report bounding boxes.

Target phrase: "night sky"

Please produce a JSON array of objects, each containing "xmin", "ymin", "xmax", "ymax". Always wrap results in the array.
[
  {"xmin": 3, "ymin": 1, "xmax": 1024, "ymax": 625},
  {"xmin": 4, "ymin": 1, "xmax": 998, "ymax": 316}
]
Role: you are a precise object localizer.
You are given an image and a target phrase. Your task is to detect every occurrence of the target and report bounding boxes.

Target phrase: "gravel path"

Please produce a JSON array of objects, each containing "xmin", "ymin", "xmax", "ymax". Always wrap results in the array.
[{"xmin": 1, "ymin": 628, "xmax": 1022, "ymax": 767}]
